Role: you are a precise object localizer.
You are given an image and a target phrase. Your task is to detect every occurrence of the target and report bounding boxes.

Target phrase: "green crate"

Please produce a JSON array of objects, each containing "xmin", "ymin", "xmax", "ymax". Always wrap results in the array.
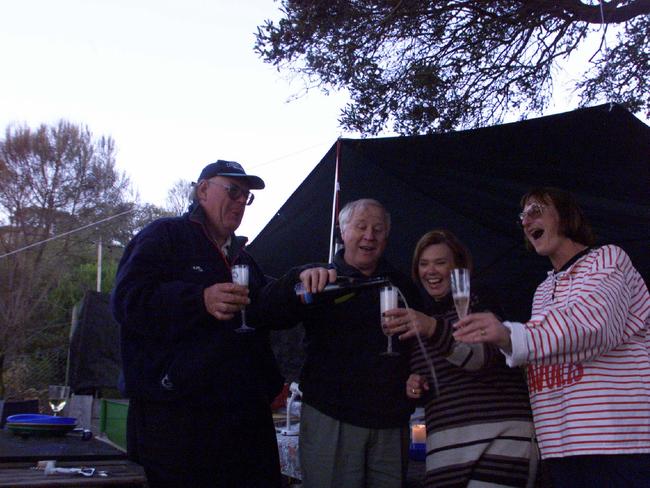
[{"xmin": 100, "ymin": 399, "xmax": 129, "ymax": 450}]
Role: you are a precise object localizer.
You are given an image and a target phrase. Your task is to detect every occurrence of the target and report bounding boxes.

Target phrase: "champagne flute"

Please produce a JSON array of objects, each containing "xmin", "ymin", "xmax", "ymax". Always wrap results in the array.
[
  {"xmin": 48, "ymin": 385, "xmax": 70, "ymax": 416},
  {"xmin": 231, "ymin": 264, "xmax": 253, "ymax": 333},
  {"xmin": 379, "ymin": 285, "xmax": 399, "ymax": 356},
  {"xmin": 450, "ymin": 268, "xmax": 470, "ymax": 319}
]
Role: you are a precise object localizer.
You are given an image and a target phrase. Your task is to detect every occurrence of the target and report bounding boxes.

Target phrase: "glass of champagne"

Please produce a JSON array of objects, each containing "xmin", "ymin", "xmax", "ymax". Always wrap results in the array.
[
  {"xmin": 48, "ymin": 385, "xmax": 70, "ymax": 416},
  {"xmin": 450, "ymin": 268, "xmax": 470, "ymax": 319},
  {"xmin": 231, "ymin": 264, "xmax": 253, "ymax": 333},
  {"xmin": 380, "ymin": 285, "xmax": 399, "ymax": 356}
]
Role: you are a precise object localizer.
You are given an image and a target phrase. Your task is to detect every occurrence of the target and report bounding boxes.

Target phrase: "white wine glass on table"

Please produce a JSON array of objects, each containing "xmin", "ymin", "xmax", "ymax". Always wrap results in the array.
[
  {"xmin": 450, "ymin": 268, "xmax": 470, "ymax": 319},
  {"xmin": 48, "ymin": 385, "xmax": 70, "ymax": 416},
  {"xmin": 231, "ymin": 264, "xmax": 253, "ymax": 333},
  {"xmin": 380, "ymin": 285, "xmax": 400, "ymax": 356}
]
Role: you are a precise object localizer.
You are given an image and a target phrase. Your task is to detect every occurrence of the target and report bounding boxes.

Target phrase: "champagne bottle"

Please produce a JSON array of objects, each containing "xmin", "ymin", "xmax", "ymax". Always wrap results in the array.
[{"xmin": 294, "ymin": 277, "xmax": 391, "ymax": 305}]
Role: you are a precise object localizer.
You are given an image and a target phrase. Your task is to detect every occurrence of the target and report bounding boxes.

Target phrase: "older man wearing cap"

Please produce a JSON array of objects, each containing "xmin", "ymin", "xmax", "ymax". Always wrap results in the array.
[{"xmin": 111, "ymin": 160, "xmax": 284, "ymax": 487}]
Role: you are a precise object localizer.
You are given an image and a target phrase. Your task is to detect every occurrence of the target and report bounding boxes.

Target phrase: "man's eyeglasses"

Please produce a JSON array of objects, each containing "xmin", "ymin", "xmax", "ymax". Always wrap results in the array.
[
  {"xmin": 207, "ymin": 181, "xmax": 254, "ymax": 205},
  {"xmin": 518, "ymin": 203, "xmax": 545, "ymax": 223}
]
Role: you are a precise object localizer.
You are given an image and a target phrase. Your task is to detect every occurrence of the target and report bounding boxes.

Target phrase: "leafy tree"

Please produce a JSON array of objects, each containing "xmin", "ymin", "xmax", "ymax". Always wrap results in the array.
[
  {"xmin": 101, "ymin": 202, "xmax": 171, "ymax": 251},
  {"xmin": 0, "ymin": 120, "xmax": 132, "ymax": 396},
  {"xmin": 255, "ymin": 0, "xmax": 650, "ymax": 134},
  {"xmin": 36, "ymin": 261, "xmax": 120, "ymax": 350},
  {"xmin": 47, "ymin": 261, "xmax": 119, "ymax": 322},
  {"xmin": 165, "ymin": 179, "xmax": 192, "ymax": 216}
]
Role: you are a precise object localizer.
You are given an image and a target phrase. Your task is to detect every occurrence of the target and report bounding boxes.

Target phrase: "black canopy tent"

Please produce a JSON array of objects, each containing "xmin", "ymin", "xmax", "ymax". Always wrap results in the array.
[{"xmin": 248, "ymin": 103, "xmax": 650, "ymax": 322}]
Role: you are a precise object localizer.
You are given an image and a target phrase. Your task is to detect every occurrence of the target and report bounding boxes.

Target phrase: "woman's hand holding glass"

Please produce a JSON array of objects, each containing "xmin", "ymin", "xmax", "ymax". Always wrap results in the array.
[
  {"xmin": 383, "ymin": 308, "xmax": 437, "ymax": 340},
  {"xmin": 453, "ymin": 312, "xmax": 512, "ymax": 352}
]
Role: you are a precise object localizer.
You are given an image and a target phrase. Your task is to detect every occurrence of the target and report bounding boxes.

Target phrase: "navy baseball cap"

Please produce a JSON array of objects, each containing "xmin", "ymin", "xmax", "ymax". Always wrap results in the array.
[{"xmin": 197, "ymin": 160, "xmax": 265, "ymax": 189}]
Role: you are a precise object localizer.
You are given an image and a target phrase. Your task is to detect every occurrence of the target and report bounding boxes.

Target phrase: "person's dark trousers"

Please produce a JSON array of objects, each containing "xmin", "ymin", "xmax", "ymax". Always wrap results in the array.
[
  {"xmin": 127, "ymin": 397, "xmax": 281, "ymax": 488},
  {"xmin": 545, "ymin": 453, "xmax": 650, "ymax": 488}
]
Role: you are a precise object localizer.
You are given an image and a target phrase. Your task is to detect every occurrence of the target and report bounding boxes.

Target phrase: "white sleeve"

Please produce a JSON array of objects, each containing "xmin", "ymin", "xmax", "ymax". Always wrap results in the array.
[
  {"xmin": 522, "ymin": 246, "xmax": 648, "ymax": 365},
  {"xmin": 501, "ymin": 321, "xmax": 529, "ymax": 367}
]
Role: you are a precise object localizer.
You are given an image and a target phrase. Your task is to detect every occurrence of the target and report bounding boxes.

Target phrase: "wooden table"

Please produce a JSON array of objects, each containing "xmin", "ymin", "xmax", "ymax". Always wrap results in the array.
[
  {"xmin": 0, "ymin": 429, "xmax": 147, "ymax": 487},
  {"xmin": 0, "ymin": 460, "xmax": 147, "ymax": 487}
]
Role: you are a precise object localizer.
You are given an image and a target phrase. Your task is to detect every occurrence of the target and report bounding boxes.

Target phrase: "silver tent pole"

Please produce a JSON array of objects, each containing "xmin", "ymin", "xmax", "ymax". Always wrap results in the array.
[{"xmin": 328, "ymin": 139, "xmax": 342, "ymax": 262}]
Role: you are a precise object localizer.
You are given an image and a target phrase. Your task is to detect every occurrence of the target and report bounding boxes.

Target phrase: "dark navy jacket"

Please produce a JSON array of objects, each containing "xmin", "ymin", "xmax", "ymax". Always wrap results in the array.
[
  {"xmin": 260, "ymin": 250, "xmax": 421, "ymax": 428},
  {"xmin": 111, "ymin": 204, "xmax": 283, "ymax": 406}
]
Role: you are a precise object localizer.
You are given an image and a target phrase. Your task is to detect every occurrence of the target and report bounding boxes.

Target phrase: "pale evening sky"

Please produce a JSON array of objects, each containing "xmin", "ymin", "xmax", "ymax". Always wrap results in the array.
[{"xmin": 0, "ymin": 0, "xmax": 626, "ymax": 240}]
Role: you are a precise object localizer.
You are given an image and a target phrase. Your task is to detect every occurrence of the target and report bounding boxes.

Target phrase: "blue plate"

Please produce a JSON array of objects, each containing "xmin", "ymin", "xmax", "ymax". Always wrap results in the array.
[
  {"xmin": 6, "ymin": 423, "xmax": 77, "ymax": 436},
  {"xmin": 6, "ymin": 414, "xmax": 77, "ymax": 437},
  {"xmin": 6, "ymin": 414, "xmax": 77, "ymax": 426}
]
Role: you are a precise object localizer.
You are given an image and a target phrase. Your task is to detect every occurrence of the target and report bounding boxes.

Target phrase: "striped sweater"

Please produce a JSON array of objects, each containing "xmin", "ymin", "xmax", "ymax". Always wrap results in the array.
[
  {"xmin": 412, "ymin": 293, "xmax": 534, "ymax": 487},
  {"xmin": 504, "ymin": 244, "xmax": 650, "ymax": 459}
]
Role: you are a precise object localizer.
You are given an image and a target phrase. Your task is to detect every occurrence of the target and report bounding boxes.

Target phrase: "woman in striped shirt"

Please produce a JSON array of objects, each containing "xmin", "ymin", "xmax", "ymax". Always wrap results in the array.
[
  {"xmin": 385, "ymin": 229, "xmax": 536, "ymax": 487},
  {"xmin": 454, "ymin": 187, "xmax": 650, "ymax": 488}
]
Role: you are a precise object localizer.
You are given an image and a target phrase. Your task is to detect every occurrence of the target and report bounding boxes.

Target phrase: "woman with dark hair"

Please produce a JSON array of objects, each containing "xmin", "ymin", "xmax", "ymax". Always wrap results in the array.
[
  {"xmin": 518, "ymin": 187, "xmax": 596, "ymax": 250},
  {"xmin": 385, "ymin": 229, "xmax": 536, "ymax": 487},
  {"xmin": 454, "ymin": 187, "xmax": 650, "ymax": 488}
]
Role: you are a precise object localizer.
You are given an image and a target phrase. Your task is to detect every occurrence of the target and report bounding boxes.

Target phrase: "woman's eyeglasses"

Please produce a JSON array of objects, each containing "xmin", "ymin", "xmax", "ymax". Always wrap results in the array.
[
  {"xmin": 207, "ymin": 181, "xmax": 254, "ymax": 205},
  {"xmin": 518, "ymin": 203, "xmax": 545, "ymax": 223}
]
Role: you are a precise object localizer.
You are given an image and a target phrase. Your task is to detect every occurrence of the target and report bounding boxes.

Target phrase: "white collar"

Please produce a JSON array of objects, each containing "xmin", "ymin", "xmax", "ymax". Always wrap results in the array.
[{"xmin": 221, "ymin": 235, "xmax": 232, "ymax": 256}]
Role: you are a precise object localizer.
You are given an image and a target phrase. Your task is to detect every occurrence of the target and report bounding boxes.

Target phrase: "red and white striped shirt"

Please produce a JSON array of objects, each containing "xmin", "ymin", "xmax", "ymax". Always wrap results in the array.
[{"xmin": 504, "ymin": 245, "xmax": 650, "ymax": 459}]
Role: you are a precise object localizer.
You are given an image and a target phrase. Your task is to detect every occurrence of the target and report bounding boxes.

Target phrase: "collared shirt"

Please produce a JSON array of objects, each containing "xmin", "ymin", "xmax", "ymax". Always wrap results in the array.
[{"xmin": 221, "ymin": 236, "xmax": 231, "ymax": 259}]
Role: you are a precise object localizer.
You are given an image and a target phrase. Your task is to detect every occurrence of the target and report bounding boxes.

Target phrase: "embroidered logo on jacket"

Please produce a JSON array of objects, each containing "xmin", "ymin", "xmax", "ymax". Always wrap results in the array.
[
  {"xmin": 192, "ymin": 265, "xmax": 204, "ymax": 272},
  {"xmin": 527, "ymin": 363, "xmax": 584, "ymax": 393}
]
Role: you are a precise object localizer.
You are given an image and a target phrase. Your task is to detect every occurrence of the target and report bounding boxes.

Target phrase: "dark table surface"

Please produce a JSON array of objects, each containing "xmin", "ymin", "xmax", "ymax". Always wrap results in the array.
[
  {"xmin": 0, "ymin": 428, "xmax": 126, "ymax": 463},
  {"xmin": 0, "ymin": 459, "xmax": 147, "ymax": 487}
]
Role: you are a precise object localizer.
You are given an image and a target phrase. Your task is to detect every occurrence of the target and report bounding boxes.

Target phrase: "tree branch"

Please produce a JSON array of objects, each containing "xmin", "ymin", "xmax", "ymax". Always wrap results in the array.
[{"xmin": 546, "ymin": 0, "xmax": 650, "ymax": 24}]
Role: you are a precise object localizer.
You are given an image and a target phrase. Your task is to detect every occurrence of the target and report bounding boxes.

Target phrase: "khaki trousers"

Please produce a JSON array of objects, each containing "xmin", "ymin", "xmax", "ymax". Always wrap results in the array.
[{"xmin": 299, "ymin": 402, "xmax": 406, "ymax": 488}]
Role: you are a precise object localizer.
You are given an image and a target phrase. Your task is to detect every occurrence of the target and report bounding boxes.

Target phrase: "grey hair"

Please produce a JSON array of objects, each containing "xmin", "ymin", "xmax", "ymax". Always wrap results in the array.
[{"xmin": 338, "ymin": 199, "xmax": 391, "ymax": 234}]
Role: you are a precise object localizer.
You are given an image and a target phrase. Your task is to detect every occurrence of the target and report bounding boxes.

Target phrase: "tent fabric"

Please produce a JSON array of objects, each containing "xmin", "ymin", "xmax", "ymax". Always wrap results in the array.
[
  {"xmin": 67, "ymin": 291, "xmax": 121, "ymax": 393},
  {"xmin": 249, "ymin": 103, "xmax": 650, "ymax": 322}
]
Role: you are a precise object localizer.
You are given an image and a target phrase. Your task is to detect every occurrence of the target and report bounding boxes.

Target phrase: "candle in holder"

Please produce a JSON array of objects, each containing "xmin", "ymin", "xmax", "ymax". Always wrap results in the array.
[
  {"xmin": 411, "ymin": 423, "xmax": 426, "ymax": 444},
  {"xmin": 409, "ymin": 423, "xmax": 427, "ymax": 461}
]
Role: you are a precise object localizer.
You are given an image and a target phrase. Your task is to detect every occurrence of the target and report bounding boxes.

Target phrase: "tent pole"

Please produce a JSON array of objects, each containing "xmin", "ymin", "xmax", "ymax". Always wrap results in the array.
[
  {"xmin": 328, "ymin": 139, "xmax": 342, "ymax": 263},
  {"xmin": 96, "ymin": 234, "xmax": 102, "ymax": 292}
]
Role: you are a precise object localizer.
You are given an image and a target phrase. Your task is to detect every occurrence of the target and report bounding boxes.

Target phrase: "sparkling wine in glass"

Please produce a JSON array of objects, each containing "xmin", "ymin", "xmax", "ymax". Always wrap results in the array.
[
  {"xmin": 450, "ymin": 268, "xmax": 470, "ymax": 319},
  {"xmin": 380, "ymin": 285, "xmax": 399, "ymax": 356},
  {"xmin": 231, "ymin": 264, "xmax": 253, "ymax": 333},
  {"xmin": 48, "ymin": 385, "xmax": 70, "ymax": 416}
]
